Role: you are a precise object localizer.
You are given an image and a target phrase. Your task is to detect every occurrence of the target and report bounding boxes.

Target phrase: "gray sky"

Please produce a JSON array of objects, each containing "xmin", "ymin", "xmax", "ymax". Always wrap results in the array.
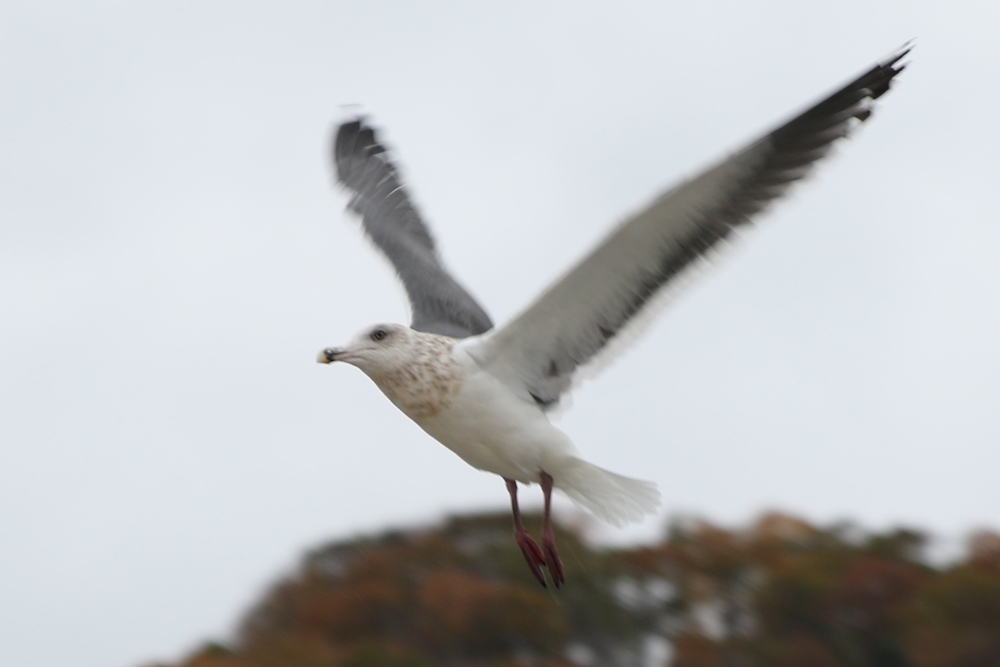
[{"xmin": 2, "ymin": 2, "xmax": 998, "ymax": 667}]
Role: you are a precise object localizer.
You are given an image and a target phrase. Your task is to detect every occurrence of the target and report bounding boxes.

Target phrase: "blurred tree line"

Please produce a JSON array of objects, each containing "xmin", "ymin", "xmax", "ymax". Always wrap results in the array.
[{"xmin": 159, "ymin": 512, "xmax": 1000, "ymax": 667}]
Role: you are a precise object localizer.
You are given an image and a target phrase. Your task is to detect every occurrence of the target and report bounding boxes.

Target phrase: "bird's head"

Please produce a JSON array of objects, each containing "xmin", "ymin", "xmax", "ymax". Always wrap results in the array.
[{"xmin": 317, "ymin": 323, "xmax": 415, "ymax": 376}]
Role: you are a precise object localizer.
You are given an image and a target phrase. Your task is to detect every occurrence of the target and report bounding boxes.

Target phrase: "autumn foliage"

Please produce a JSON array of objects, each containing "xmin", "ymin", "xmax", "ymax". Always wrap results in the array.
[{"xmin": 159, "ymin": 513, "xmax": 1000, "ymax": 667}]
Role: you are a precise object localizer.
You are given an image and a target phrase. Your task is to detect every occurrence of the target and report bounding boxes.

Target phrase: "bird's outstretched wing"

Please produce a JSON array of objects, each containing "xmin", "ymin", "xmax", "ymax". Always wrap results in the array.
[
  {"xmin": 469, "ymin": 46, "xmax": 910, "ymax": 409},
  {"xmin": 333, "ymin": 119, "xmax": 494, "ymax": 338}
]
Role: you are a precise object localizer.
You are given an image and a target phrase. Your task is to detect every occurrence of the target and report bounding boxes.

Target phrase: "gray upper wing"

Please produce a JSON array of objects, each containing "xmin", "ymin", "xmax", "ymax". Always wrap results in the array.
[
  {"xmin": 333, "ymin": 119, "xmax": 493, "ymax": 338},
  {"xmin": 468, "ymin": 47, "xmax": 910, "ymax": 409}
]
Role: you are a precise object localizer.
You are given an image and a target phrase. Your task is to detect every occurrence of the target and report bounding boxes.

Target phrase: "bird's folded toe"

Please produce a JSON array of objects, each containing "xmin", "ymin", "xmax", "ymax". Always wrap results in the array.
[
  {"xmin": 542, "ymin": 534, "xmax": 565, "ymax": 588},
  {"xmin": 514, "ymin": 532, "xmax": 547, "ymax": 587}
]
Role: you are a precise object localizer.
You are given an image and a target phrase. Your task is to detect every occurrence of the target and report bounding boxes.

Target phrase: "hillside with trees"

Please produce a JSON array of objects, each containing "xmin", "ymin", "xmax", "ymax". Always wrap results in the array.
[{"xmin": 157, "ymin": 512, "xmax": 1000, "ymax": 667}]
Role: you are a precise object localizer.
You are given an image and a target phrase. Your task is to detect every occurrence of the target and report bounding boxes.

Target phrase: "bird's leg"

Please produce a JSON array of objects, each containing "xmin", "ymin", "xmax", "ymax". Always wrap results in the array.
[
  {"xmin": 540, "ymin": 472, "xmax": 565, "ymax": 587},
  {"xmin": 505, "ymin": 477, "xmax": 546, "ymax": 586}
]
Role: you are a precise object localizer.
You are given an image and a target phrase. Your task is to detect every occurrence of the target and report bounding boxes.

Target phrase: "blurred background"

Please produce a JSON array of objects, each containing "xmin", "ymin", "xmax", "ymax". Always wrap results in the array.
[
  {"xmin": 158, "ymin": 511, "xmax": 1000, "ymax": 667},
  {"xmin": 1, "ymin": 2, "xmax": 997, "ymax": 667}
]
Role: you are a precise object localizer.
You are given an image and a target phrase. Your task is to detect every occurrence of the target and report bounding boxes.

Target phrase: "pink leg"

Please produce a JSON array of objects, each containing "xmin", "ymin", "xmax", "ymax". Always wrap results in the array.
[
  {"xmin": 540, "ymin": 472, "xmax": 566, "ymax": 587},
  {"xmin": 505, "ymin": 477, "xmax": 547, "ymax": 587}
]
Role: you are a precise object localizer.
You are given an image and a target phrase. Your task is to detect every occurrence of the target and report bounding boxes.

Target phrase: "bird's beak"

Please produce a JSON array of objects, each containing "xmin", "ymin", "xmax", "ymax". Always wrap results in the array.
[{"xmin": 317, "ymin": 347, "xmax": 347, "ymax": 364}]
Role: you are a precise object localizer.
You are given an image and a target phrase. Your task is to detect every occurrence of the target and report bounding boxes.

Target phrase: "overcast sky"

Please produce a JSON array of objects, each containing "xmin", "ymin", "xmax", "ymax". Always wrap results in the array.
[{"xmin": 2, "ymin": 2, "xmax": 998, "ymax": 667}]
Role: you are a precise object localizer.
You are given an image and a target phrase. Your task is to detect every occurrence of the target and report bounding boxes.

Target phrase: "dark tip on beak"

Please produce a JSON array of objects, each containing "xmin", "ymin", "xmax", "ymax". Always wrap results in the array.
[{"xmin": 317, "ymin": 347, "xmax": 345, "ymax": 364}]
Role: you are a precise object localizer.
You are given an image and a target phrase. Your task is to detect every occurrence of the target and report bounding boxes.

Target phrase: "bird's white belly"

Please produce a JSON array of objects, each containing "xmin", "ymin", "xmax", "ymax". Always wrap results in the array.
[{"xmin": 410, "ymin": 363, "xmax": 576, "ymax": 484}]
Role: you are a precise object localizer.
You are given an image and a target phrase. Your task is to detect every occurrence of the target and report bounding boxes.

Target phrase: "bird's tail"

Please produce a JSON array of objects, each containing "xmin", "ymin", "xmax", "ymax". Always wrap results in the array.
[{"xmin": 554, "ymin": 457, "xmax": 661, "ymax": 527}]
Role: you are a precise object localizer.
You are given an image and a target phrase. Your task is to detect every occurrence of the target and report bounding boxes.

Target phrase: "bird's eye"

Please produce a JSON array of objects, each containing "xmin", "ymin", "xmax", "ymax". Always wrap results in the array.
[{"xmin": 370, "ymin": 328, "xmax": 388, "ymax": 342}]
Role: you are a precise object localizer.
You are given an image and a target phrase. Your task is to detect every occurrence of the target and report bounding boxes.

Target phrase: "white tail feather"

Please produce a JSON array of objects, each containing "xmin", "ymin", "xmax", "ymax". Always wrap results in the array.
[{"xmin": 554, "ymin": 457, "xmax": 661, "ymax": 527}]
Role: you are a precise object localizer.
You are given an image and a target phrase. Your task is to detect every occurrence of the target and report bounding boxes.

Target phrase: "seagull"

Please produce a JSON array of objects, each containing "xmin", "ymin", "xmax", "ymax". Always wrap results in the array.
[{"xmin": 318, "ymin": 47, "xmax": 909, "ymax": 587}]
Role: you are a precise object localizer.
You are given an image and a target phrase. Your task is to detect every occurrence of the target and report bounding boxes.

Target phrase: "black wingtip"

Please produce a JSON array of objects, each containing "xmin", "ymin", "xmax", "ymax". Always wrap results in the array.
[
  {"xmin": 333, "ymin": 117, "xmax": 394, "ymax": 188},
  {"xmin": 867, "ymin": 42, "xmax": 914, "ymax": 100}
]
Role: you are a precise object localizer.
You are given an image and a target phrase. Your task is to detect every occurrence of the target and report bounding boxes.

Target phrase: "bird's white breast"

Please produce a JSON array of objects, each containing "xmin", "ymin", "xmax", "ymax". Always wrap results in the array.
[{"xmin": 368, "ymin": 337, "xmax": 576, "ymax": 483}]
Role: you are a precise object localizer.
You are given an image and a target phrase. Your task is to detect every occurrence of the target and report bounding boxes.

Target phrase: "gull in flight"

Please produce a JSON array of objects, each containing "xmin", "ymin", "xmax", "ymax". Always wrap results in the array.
[{"xmin": 318, "ymin": 47, "xmax": 909, "ymax": 587}]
